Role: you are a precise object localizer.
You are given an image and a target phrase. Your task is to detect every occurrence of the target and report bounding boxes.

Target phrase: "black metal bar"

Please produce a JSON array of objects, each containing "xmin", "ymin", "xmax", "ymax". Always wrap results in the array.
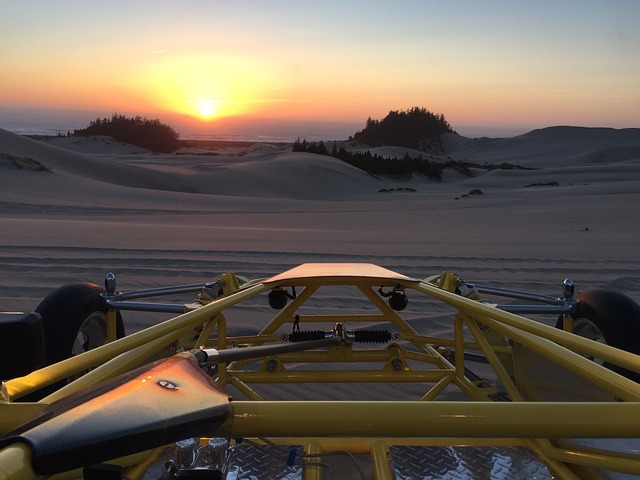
[
  {"xmin": 202, "ymin": 337, "xmax": 342, "ymax": 365},
  {"xmin": 497, "ymin": 305, "xmax": 573, "ymax": 314},
  {"xmin": 104, "ymin": 299, "xmax": 186, "ymax": 314},
  {"xmin": 475, "ymin": 284, "xmax": 562, "ymax": 305},
  {"xmin": 113, "ymin": 283, "xmax": 210, "ymax": 301}
]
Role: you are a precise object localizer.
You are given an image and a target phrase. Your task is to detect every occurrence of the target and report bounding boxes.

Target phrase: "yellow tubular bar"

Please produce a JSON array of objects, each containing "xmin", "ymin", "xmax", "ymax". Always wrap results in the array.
[
  {"xmin": 475, "ymin": 313, "xmax": 640, "ymax": 401},
  {"xmin": 3, "ymin": 283, "xmax": 268, "ymax": 400},
  {"xmin": 195, "ymin": 313, "xmax": 225, "ymax": 349},
  {"xmin": 257, "ymin": 284, "xmax": 319, "ymax": 337},
  {"xmin": 454, "ymin": 315, "xmax": 465, "ymax": 378},
  {"xmin": 358, "ymin": 286, "xmax": 431, "ymax": 351},
  {"xmin": 0, "ymin": 443, "xmax": 35, "ymax": 480},
  {"xmin": 229, "ymin": 370, "xmax": 452, "ymax": 383},
  {"xmin": 40, "ymin": 333, "xmax": 177, "ymax": 403},
  {"xmin": 255, "ymin": 437, "xmax": 534, "ymax": 450},
  {"xmin": 303, "ymin": 442, "xmax": 323, "ymax": 480},
  {"xmin": 399, "ymin": 333, "xmax": 512, "ymax": 354},
  {"xmin": 106, "ymin": 309, "xmax": 118, "ymax": 344},
  {"xmin": 371, "ymin": 441, "xmax": 393, "ymax": 480},
  {"xmin": 226, "ymin": 375, "xmax": 265, "ymax": 401},
  {"xmin": 208, "ymin": 333, "xmax": 282, "ymax": 347},
  {"xmin": 411, "ymin": 280, "xmax": 640, "ymax": 376},
  {"xmin": 0, "ymin": 404, "xmax": 47, "ymax": 437},
  {"xmin": 419, "ymin": 374, "xmax": 455, "ymax": 401},
  {"xmin": 463, "ymin": 314, "xmax": 522, "ymax": 401},
  {"xmin": 224, "ymin": 401, "xmax": 640, "ymax": 438},
  {"xmin": 529, "ymin": 439, "xmax": 586, "ymax": 480},
  {"xmin": 546, "ymin": 444, "xmax": 640, "ymax": 476},
  {"xmin": 258, "ymin": 347, "xmax": 413, "ymax": 364}
]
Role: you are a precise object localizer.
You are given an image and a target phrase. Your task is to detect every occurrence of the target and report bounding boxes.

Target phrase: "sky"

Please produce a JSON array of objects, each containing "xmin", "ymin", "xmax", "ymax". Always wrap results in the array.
[{"xmin": 1, "ymin": 0, "xmax": 639, "ymax": 138}]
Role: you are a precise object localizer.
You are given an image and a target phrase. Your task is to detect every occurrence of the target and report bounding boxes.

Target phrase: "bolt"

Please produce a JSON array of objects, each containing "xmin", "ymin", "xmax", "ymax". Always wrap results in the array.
[
  {"xmin": 391, "ymin": 358, "xmax": 403, "ymax": 371},
  {"xmin": 266, "ymin": 359, "xmax": 278, "ymax": 372}
]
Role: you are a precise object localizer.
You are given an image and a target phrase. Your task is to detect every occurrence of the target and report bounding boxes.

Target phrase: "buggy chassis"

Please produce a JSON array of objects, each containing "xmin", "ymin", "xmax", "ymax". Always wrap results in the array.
[{"xmin": 1, "ymin": 263, "xmax": 639, "ymax": 479}]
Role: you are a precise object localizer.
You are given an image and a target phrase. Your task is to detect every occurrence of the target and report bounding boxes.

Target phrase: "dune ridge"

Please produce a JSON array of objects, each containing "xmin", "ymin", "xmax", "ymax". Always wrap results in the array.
[{"xmin": 1, "ymin": 125, "xmax": 639, "ymax": 324}]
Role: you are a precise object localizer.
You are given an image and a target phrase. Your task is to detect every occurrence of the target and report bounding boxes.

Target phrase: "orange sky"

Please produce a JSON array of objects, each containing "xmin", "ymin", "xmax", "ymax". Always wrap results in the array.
[{"xmin": 1, "ymin": 1, "xmax": 639, "ymax": 136}]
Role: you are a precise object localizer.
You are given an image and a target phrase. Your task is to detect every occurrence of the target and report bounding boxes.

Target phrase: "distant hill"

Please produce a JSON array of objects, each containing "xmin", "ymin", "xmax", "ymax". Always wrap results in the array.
[
  {"xmin": 352, "ymin": 107, "xmax": 456, "ymax": 151},
  {"xmin": 441, "ymin": 126, "xmax": 640, "ymax": 168}
]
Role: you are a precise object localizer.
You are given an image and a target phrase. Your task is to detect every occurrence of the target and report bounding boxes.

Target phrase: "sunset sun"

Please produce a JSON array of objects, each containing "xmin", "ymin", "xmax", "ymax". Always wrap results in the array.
[{"xmin": 196, "ymin": 100, "xmax": 217, "ymax": 119}]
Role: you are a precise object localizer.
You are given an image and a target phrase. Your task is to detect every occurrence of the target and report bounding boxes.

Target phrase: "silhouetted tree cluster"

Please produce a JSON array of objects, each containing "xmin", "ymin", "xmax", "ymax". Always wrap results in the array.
[
  {"xmin": 352, "ymin": 107, "xmax": 456, "ymax": 150},
  {"xmin": 293, "ymin": 138, "xmax": 532, "ymax": 181},
  {"xmin": 74, "ymin": 114, "xmax": 181, "ymax": 153}
]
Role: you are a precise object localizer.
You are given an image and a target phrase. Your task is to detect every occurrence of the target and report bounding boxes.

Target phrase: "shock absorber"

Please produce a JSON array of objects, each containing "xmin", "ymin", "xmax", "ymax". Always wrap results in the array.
[{"xmin": 289, "ymin": 327, "xmax": 392, "ymax": 344}]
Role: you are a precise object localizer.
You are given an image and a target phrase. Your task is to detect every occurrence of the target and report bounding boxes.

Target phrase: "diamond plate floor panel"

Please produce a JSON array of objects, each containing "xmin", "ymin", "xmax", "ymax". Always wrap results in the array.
[
  {"xmin": 390, "ymin": 445, "xmax": 552, "ymax": 480},
  {"xmin": 227, "ymin": 443, "xmax": 302, "ymax": 480}
]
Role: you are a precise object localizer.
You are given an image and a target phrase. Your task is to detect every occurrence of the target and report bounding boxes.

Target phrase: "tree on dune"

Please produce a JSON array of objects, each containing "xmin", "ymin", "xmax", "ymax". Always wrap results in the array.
[
  {"xmin": 352, "ymin": 107, "xmax": 456, "ymax": 151},
  {"xmin": 74, "ymin": 114, "xmax": 181, "ymax": 153}
]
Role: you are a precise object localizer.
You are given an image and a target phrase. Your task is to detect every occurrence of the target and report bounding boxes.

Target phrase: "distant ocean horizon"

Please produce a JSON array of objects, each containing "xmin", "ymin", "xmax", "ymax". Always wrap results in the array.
[{"xmin": 0, "ymin": 106, "xmax": 526, "ymax": 142}]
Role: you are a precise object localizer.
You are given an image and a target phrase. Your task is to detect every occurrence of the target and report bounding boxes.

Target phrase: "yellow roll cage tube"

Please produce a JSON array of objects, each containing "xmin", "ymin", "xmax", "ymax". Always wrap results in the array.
[{"xmin": 1, "ymin": 263, "xmax": 639, "ymax": 479}]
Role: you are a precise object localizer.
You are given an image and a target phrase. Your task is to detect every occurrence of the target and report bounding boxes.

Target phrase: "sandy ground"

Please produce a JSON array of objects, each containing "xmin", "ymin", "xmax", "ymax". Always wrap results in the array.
[
  {"xmin": 2, "ymin": 127, "xmax": 638, "ymax": 317},
  {"xmin": 1, "ymin": 126, "xmax": 639, "ymax": 476},
  {"xmin": 0, "ymin": 127, "xmax": 639, "ymax": 360}
]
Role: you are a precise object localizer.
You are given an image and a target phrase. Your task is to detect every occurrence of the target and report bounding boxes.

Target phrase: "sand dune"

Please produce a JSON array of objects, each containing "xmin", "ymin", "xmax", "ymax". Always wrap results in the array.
[
  {"xmin": 1, "ymin": 127, "xmax": 638, "ymax": 480},
  {"xmin": 1, "ymin": 126, "xmax": 639, "ymax": 331},
  {"xmin": 443, "ymin": 126, "xmax": 640, "ymax": 168}
]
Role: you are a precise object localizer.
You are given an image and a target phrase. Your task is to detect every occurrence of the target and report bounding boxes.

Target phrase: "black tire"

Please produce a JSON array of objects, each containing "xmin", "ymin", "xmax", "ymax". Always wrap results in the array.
[
  {"xmin": 35, "ymin": 283, "xmax": 125, "ymax": 366},
  {"xmin": 556, "ymin": 289, "xmax": 640, "ymax": 382}
]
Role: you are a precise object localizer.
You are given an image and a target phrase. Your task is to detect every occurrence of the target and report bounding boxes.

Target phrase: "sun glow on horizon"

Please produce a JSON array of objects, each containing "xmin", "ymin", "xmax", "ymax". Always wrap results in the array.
[
  {"xmin": 194, "ymin": 99, "xmax": 218, "ymax": 119},
  {"xmin": 134, "ymin": 54, "xmax": 282, "ymax": 123},
  {"xmin": 1, "ymin": 3, "xmax": 638, "ymax": 133}
]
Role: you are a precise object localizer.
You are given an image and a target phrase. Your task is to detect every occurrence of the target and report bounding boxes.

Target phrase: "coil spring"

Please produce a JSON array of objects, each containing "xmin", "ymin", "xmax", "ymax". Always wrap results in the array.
[
  {"xmin": 289, "ymin": 329, "xmax": 391, "ymax": 343},
  {"xmin": 354, "ymin": 329, "xmax": 392, "ymax": 343}
]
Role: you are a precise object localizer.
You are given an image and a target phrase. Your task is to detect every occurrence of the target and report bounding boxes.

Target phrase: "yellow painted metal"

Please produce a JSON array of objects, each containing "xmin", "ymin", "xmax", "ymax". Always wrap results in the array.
[
  {"xmin": 250, "ymin": 436, "xmax": 533, "ymax": 450},
  {"xmin": 475, "ymin": 312, "xmax": 640, "ymax": 401},
  {"xmin": 264, "ymin": 263, "xmax": 415, "ymax": 285},
  {"xmin": 256, "ymin": 284, "xmax": 319, "ymax": 337},
  {"xmin": 4, "ymin": 264, "xmax": 640, "ymax": 478},
  {"xmin": 195, "ymin": 313, "xmax": 225, "ymax": 349},
  {"xmin": 560, "ymin": 314, "xmax": 575, "ymax": 332},
  {"xmin": 0, "ymin": 443, "xmax": 36, "ymax": 480},
  {"xmin": 357, "ymin": 285, "xmax": 428, "ymax": 346},
  {"xmin": 40, "ymin": 333, "xmax": 177, "ymax": 403},
  {"xmin": 545, "ymin": 443, "xmax": 640, "ymax": 476},
  {"xmin": 0, "ymin": 403, "xmax": 47, "ymax": 433},
  {"xmin": 303, "ymin": 442, "xmax": 323, "ymax": 480},
  {"xmin": 411, "ymin": 279, "xmax": 640, "ymax": 376},
  {"xmin": 419, "ymin": 374, "xmax": 455, "ymax": 401},
  {"xmin": 224, "ymin": 401, "xmax": 640, "ymax": 438},
  {"xmin": 371, "ymin": 441, "xmax": 393, "ymax": 480},
  {"xmin": 208, "ymin": 333, "xmax": 282, "ymax": 347},
  {"xmin": 3, "ymin": 283, "xmax": 268, "ymax": 400},
  {"xmin": 219, "ymin": 272, "xmax": 241, "ymax": 294},
  {"xmin": 249, "ymin": 345, "xmax": 434, "ymax": 365},
  {"xmin": 399, "ymin": 332, "xmax": 512, "ymax": 354},
  {"xmin": 464, "ymin": 314, "xmax": 522, "ymax": 401},
  {"xmin": 453, "ymin": 375, "xmax": 492, "ymax": 402},
  {"xmin": 106, "ymin": 309, "xmax": 118, "ymax": 344},
  {"xmin": 229, "ymin": 369, "xmax": 452, "ymax": 383},
  {"xmin": 528, "ymin": 439, "xmax": 586, "ymax": 480},
  {"xmin": 454, "ymin": 315, "xmax": 465, "ymax": 378},
  {"xmin": 225, "ymin": 375, "xmax": 264, "ymax": 401}
]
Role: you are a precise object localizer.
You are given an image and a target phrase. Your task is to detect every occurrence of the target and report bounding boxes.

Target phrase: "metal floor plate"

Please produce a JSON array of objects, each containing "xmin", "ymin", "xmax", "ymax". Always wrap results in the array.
[
  {"xmin": 227, "ymin": 443, "xmax": 302, "ymax": 480},
  {"xmin": 390, "ymin": 445, "xmax": 553, "ymax": 480},
  {"xmin": 144, "ymin": 442, "xmax": 552, "ymax": 479}
]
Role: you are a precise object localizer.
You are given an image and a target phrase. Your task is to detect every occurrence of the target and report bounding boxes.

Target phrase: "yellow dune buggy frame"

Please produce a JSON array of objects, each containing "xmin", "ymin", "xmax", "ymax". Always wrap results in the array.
[{"xmin": 1, "ymin": 263, "xmax": 639, "ymax": 479}]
